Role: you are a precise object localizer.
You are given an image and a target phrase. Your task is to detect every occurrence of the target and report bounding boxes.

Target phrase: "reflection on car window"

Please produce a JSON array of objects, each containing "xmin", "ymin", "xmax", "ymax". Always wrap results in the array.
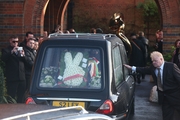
[
  {"xmin": 39, "ymin": 47, "xmax": 102, "ymax": 89},
  {"xmin": 112, "ymin": 47, "xmax": 123, "ymax": 85},
  {"xmin": 119, "ymin": 45, "xmax": 129, "ymax": 79}
]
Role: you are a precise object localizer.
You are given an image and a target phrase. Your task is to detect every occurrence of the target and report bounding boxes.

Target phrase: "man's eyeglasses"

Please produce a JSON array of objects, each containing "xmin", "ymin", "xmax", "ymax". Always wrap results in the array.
[{"xmin": 12, "ymin": 41, "xmax": 18, "ymax": 43}]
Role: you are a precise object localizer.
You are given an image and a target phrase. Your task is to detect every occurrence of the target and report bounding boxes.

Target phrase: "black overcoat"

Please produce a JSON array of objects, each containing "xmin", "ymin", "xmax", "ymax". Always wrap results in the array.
[
  {"xmin": 1, "ymin": 45, "xmax": 26, "ymax": 81},
  {"xmin": 23, "ymin": 46, "xmax": 36, "ymax": 76},
  {"xmin": 129, "ymin": 39, "xmax": 146, "ymax": 67}
]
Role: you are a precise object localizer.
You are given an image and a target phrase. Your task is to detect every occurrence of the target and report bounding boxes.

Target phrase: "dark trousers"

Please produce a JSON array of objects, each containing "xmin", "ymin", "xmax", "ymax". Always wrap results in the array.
[
  {"xmin": 162, "ymin": 96, "xmax": 180, "ymax": 120},
  {"xmin": 6, "ymin": 81, "xmax": 26, "ymax": 103},
  {"xmin": 25, "ymin": 75, "xmax": 31, "ymax": 91}
]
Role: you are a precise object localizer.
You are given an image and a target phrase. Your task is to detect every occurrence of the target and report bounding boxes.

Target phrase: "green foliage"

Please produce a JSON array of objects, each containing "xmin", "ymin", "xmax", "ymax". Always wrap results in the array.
[
  {"xmin": 0, "ymin": 65, "xmax": 4, "ymax": 103},
  {"xmin": 0, "ymin": 52, "xmax": 16, "ymax": 103},
  {"xmin": 136, "ymin": 0, "xmax": 161, "ymax": 37},
  {"xmin": 163, "ymin": 46, "xmax": 175, "ymax": 62},
  {"xmin": 136, "ymin": 0, "xmax": 159, "ymax": 17},
  {"xmin": 0, "ymin": 52, "xmax": 4, "ymax": 103}
]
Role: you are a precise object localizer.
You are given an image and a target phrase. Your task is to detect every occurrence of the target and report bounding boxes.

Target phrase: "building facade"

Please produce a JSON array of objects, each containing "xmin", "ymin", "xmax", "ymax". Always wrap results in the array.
[{"xmin": 0, "ymin": 0, "xmax": 180, "ymax": 53}]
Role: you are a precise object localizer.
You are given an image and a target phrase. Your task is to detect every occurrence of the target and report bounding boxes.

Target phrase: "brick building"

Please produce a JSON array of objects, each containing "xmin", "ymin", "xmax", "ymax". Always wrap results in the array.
[{"xmin": 0, "ymin": 0, "xmax": 180, "ymax": 53}]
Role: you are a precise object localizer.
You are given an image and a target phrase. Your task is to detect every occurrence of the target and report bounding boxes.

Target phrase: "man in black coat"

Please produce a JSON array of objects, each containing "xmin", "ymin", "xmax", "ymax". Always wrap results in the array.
[
  {"xmin": 124, "ymin": 51, "xmax": 180, "ymax": 120},
  {"xmin": 23, "ymin": 37, "xmax": 36, "ymax": 90},
  {"xmin": 129, "ymin": 33, "xmax": 146, "ymax": 67},
  {"xmin": 155, "ymin": 30, "xmax": 163, "ymax": 53},
  {"xmin": 137, "ymin": 31, "xmax": 149, "ymax": 65},
  {"xmin": 137, "ymin": 31, "xmax": 149, "ymax": 79},
  {"xmin": 1, "ymin": 35, "xmax": 26, "ymax": 103},
  {"xmin": 129, "ymin": 33, "xmax": 146, "ymax": 83},
  {"xmin": 20, "ymin": 31, "xmax": 34, "ymax": 47}
]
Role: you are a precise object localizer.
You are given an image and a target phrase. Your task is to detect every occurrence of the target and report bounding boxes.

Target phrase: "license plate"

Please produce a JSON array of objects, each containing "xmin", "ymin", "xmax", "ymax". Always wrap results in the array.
[{"xmin": 52, "ymin": 101, "xmax": 85, "ymax": 108}]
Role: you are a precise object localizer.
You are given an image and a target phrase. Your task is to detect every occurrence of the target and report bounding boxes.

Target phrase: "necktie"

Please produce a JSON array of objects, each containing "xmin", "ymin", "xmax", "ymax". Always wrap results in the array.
[{"xmin": 157, "ymin": 68, "xmax": 163, "ymax": 91}]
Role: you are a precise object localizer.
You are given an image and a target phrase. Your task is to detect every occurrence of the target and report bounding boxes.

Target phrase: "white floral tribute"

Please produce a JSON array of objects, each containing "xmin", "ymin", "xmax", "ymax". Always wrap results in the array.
[{"xmin": 61, "ymin": 52, "xmax": 85, "ymax": 87}]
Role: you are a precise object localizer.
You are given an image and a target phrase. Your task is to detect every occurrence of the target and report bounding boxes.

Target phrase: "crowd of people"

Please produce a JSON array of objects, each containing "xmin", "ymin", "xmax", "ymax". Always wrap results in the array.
[
  {"xmin": 126, "ymin": 29, "xmax": 180, "ymax": 120},
  {"xmin": 129, "ymin": 29, "xmax": 180, "ymax": 73},
  {"xmin": 90, "ymin": 28, "xmax": 103, "ymax": 34},
  {"xmin": 128, "ymin": 30, "xmax": 172, "ymax": 84},
  {"xmin": 0, "ymin": 26, "xmax": 103, "ymax": 104},
  {"xmin": 52, "ymin": 24, "xmax": 76, "ymax": 34},
  {"xmin": 1, "ymin": 27, "xmax": 180, "ymax": 119},
  {"xmin": 0, "ymin": 27, "xmax": 78, "ymax": 103},
  {"xmin": 0, "ymin": 31, "xmax": 48, "ymax": 103}
]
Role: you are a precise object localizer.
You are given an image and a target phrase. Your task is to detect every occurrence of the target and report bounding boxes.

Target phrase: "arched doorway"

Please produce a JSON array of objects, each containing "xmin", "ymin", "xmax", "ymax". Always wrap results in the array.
[{"xmin": 43, "ymin": 0, "xmax": 70, "ymax": 34}]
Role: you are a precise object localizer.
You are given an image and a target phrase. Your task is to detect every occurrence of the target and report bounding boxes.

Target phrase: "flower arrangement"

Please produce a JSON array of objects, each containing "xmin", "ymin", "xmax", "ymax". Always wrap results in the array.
[
  {"xmin": 89, "ymin": 76, "xmax": 101, "ymax": 88},
  {"xmin": 62, "ymin": 52, "xmax": 85, "ymax": 87},
  {"xmin": 39, "ymin": 51, "xmax": 102, "ymax": 89},
  {"xmin": 39, "ymin": 66, "xmax": 59, "ymax": 87}
]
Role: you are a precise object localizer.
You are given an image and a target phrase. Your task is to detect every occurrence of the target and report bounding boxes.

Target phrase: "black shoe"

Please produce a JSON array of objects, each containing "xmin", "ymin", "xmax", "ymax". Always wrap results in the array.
[
  {"xmin": 137, "ymin": 77, "xmax": 141, "ymax": 84},
  {"xmin": 142, "ymin": 74, "xmax": 145, "ymax": 79}
]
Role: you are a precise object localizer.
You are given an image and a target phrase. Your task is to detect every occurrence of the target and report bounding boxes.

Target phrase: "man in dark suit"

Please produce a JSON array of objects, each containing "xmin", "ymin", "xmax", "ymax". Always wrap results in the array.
[
  {"xmin": 124, "ymin": 51, "xmax": 180, "ymax": 120},
  {"xmin": 1, "ymin": 35, "xmax": 26, "ymax": 103}
]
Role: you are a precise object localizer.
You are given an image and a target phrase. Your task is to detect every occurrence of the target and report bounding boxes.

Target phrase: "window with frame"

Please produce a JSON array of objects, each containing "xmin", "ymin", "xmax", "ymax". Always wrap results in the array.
[
  {"xmin": 39, "ymin": 47, "xmax": 102, "ymax": 89},
  {"xmin": 119, "ymin": 45, "xmax": 129, "ymax": 79},
  {"xmin": 112, "ymin": 46, "xmax": 123, "ymax": 85}
]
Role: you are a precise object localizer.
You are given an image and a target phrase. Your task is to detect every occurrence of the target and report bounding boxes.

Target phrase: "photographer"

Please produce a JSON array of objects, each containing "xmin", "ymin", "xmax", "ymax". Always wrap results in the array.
[{"xmin": 1, "ymin": 35, "xmax": 26, "ymax": 103}]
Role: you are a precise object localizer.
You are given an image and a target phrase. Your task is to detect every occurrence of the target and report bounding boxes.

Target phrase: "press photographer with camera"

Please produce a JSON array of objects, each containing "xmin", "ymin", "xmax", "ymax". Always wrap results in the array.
[{"xmin": 1, "ymin": 35, "xmax": 26, "ymax": 103}]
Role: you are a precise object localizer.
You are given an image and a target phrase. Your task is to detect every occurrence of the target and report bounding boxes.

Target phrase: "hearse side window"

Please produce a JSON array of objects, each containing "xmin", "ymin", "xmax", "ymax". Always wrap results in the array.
[
  {"xmin": 119, "ymin": 45, "xmax": 129, "ymax": 79},
  {"xmin": 39, "ymin": 47, "xmax": 102, "ymax": 89},
  {"xmin": 112, "ymin": 46, "xmax": 123, "ymax": 85}
]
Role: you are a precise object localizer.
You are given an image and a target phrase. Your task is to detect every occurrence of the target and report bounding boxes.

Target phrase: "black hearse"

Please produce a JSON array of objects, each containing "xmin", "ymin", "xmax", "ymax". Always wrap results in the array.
[{"xmin": 26, "ymin": 33, "xmax": 135, "ymax": 120}]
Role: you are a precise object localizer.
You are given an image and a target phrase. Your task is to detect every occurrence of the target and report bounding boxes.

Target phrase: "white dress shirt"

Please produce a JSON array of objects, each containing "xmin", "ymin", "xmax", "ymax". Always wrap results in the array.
[{"xmin": 155, "ymin": 62, "xmax": 164, "ymax": 84}]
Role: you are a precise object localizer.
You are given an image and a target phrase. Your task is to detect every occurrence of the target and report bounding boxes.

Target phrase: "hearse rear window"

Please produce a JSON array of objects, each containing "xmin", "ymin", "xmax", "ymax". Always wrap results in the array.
[{"xmin": 39, "ymin": 47, "xmax": 102, "ymax": 89}]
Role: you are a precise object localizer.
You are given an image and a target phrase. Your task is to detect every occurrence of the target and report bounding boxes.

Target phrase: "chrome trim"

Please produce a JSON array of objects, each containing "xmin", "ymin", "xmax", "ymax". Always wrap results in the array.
[
  {"xmin": 125, "ymin": 76, "xmax": 130, "ymax": 82},
  {"xmin": 37, "ymin": 97, "xmax": 101, "ymax": 102},
  {"xmin": 48, "ymin": 33, "xmax": 116, "ymax": 40},
  {"xmin": 2, "ymin": 106, "xmax": 88, "ymax": 120},
  {"xmin": 107, "ymin": 41, "xmax": 113, "ymax": 94},
  {"xmin": 111, "ymin": 112, "xmax": 127, "ymax": 120}
]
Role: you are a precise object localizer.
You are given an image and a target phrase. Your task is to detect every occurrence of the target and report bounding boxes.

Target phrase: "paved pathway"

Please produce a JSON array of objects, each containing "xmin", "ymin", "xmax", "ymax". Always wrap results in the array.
[{"xmin": 130, "ymin": 75, "xmax": 162, "ymax": 120}]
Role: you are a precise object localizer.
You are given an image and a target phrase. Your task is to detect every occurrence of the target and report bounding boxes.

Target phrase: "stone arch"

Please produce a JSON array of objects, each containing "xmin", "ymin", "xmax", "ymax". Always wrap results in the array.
[
  {"xmin": 158, "ymin": 0, "xmax": 180, "ymax": 25},
  {"xmin": 60, "ymin": 0, "xmax": 70, "ymax": 31},
  {"xmin": 23, "ymin": 0, "xmax": 50, "ymax": 36},
  {"xmin": 23, "ymin": 0, "xmax": 69, "ymax": 36},
  {"xmin": 155, "ymin": 0, "xmax": 180, "ymax": 51}
]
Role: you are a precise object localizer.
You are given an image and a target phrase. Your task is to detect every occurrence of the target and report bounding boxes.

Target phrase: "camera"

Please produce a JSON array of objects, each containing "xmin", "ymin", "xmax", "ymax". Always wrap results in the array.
[
  {"xmin": 17, "ymin": 47, "xmax": 23, "ymax": 57},
  {"xmin": 17, "ymin": 47, "xmax": 23, "ymax": 51}
]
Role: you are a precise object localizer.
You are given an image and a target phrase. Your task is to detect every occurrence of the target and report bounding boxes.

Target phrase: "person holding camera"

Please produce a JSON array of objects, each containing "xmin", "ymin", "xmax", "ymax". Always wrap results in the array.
[{"xmin": 1, "ymin": 35, "xmax": 26, "ymax": 103}]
